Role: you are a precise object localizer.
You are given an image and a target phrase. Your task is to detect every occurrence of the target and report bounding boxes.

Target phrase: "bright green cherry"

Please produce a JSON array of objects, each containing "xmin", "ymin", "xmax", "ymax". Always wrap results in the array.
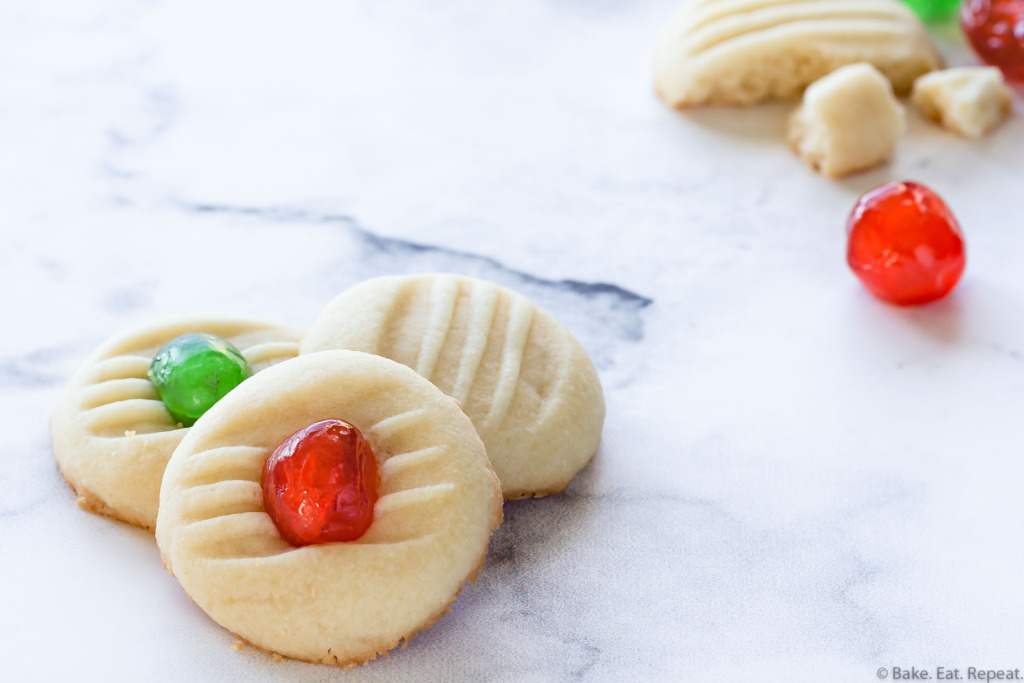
[
  {"xmin": 148, "ymin": 333, "xmax": 251, "ymax": 426},
  {"xmin": 899, "ymin": 0, "xmax": 961, "ymax": 22}
]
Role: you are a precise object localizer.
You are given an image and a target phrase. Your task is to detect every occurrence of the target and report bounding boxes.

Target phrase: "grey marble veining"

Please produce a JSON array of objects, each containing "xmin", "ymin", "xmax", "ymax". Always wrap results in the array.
[{"xmin": 3, "ymin": 0, "xmax": 1024, "ymax": 681}]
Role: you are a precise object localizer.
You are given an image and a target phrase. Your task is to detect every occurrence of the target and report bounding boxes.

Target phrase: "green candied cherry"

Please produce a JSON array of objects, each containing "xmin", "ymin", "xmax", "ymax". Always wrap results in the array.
[
  {"xmin": 148, "ymin": 333, "xmax": 251, "ymax": 426},
  {"xmin": 900, "ymin": 0, "xmax": 962, "ymax": 21}
]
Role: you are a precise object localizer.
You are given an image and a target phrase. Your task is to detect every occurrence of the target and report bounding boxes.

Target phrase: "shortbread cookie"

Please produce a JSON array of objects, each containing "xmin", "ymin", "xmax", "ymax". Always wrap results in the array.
[
  {"xmin": 655, "ymin": 0, "xmax": 941, "ymax": 107},
  {"xmin": 301, "ymin": 275, "xmax": 605, "ymax": 499},
  {"xmin": 912, "ymin": 67, "xmax": 1014, "ymax": 139},
  {"xmin": 51, "ymin": 317, "xmax": 301, "ymax": 530},
  {"xmin": 788, "ymin": 63, "xmax": 905, "ymax": 178},
  {"xmin": 155, "ymin": 351, "xmax": 503, "ymax": 666}
]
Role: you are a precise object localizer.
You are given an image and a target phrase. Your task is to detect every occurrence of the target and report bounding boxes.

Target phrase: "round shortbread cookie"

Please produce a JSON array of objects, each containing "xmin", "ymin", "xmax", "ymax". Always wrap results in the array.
[
  {"xmin": 301, "ymin": 274, "xmax": 605, "ymax": 499},
  {"xmin": 51, "ymin": 317, "xmax": 302, "ymax": 531},
  {"xmin": 155, "ymin": 350, "xmax": 503, "ymax": 666},
  {"xmin": 654, "ymin": 0, "xmax": 941, "ymax": 107}
]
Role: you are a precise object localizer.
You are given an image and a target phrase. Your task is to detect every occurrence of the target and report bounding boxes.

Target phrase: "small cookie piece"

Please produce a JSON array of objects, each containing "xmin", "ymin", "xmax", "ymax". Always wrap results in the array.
[
  {"xmin": 655, "ymin": 0, "xmax": 941, "ymax": 107},
  {"xmin": 787, "ymin": 63, "xmax": 906, "ymax": 178},
  {"xmin": 155, "ymin": 351, "xmax": 503, "ymax": 666},
  {"xmin": 912, "ymin": 67, "xmax": 1014, "ymax": 139},
  {"xmin": 301, "ymin": 274, "xmax": 605, "ymax": 499},
  {"xmin": 51, "ymin": 317, "xmax": 301, "ymax": 530}
]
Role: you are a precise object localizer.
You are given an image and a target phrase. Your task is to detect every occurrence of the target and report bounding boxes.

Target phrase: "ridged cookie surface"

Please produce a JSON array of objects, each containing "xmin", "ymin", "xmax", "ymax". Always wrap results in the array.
[
  {"xmin": 155, "ymin": 351, "xmax": 503, "ymax": 666},
  {"xmin": 301, "ymin": 274, "xmax": 605, "ymax": 498},
  {"xmin": 655, "ymin": 0, "xmax": 941, "ymax": 107},
  {"xmin": 51, "ymin": 317, "xmax": 301, "ymax": 530}
]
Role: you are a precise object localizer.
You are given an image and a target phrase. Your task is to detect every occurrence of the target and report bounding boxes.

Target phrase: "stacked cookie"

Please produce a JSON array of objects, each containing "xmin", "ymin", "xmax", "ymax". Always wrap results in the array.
[{"xmin": 51, "ymin": 273, "xmax": 605, "ymax": 666}]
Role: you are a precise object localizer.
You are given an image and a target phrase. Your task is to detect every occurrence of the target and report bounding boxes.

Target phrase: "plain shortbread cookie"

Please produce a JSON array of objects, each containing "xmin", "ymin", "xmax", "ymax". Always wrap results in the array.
[
  {"xmin": 51, "ymin": 317, "xmax": 301, "ymax": 530},
  {"xmin": 655, "ymin": 0, "xmax": 941, "ymax": 107},
  {"xmin": 155, "ymin": 350, "xmax": 503, "ymax": 666},
  {"xmin": 301, "ymin": 274, "xmax": 606, "ymax": 499}
]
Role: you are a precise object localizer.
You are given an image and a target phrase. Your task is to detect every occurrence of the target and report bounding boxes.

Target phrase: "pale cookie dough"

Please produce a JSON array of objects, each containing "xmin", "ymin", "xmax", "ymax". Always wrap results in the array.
[
  {"xmin": 301, "ymin": 274, "xmax": 605, "ymax": 499},
  {"xmin": 912, "ymin": 67, "xmax": 1014, "ymax": 139},
  {"xmin": 788, "ymin": 63, "xmax": 906, "ymax": 178},
  {"xmin": 51, "ymin": 317, "xmax": 301, "ymax": 531},
  {"xmin": 655, "ymin": 0, "xmax": 940, "ymax": 107},
  {"xmin": 155, "ymin": 350, "xmax": 503, "ymax": 666}
]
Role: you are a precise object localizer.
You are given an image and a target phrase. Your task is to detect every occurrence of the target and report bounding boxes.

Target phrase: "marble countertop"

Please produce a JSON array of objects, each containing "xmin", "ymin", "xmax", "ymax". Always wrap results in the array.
[{"xmin": 3, "ymin": 1, "xmax": 1024, "ymax": 680}]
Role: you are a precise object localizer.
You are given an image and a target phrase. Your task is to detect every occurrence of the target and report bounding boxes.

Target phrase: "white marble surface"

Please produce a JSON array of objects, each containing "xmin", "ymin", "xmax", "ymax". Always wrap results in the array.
[{"xmin": 3, "ymin": 1, "xmax": 1024, "ymax": 680}]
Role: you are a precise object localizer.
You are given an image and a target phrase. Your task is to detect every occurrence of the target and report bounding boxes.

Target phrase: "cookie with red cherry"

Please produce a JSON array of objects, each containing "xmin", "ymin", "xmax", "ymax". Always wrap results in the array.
[{"xmin": 155, "ymin": 350, "xmax": 503, "ymax": 666}]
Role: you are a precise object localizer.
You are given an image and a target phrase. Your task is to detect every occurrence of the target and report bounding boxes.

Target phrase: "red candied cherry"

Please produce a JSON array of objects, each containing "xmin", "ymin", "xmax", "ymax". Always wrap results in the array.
[
  {"xmin": 961, "ymin": 0, "xmax": 1024, "ymax": 81},
  {"xmin": 262, "ymin": 420, "xmax": 379, "ymax": 546},
  {"xmin": 847, "ymin": 181, "xmax": 966, "ymax": 306}
]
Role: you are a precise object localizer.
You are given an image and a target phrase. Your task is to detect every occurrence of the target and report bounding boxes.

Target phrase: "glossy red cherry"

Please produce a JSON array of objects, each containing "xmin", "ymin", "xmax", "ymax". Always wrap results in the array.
[
  {"xmin": 847, "ymin": 181, "xmax": 966, "ymax": 306},
  {"xmin": 961, "ymin": 0, "xmax": 1024, "ymax": 81},
  {"xmin": 262, "ymin": 420, "xmax": 379, "ymax": 546}
]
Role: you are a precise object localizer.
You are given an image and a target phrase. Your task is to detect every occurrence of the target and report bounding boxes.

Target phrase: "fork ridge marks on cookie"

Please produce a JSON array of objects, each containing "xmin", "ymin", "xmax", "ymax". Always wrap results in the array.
[
  {"xmin": 172, "ymin": 401, "xmax": 462, "ymax": 561},
  {"xmin": 172, "ymin": 443, "xmax": 461, "ymax": 560},
  {"xmin": 655, "ymin": 0, "xmax": 941, "ymax": 107},
  {"xmin": 243, "ymin": 341, "xmax": 302, "ymax": 369},
  {"xmin": 302, "ymin": 275, "xmax": 606, "ymax": 498},
  {"xmin": 74, "ymin": 320, "xmax": 300, "ymax": 441},
  {"xmin": 680, "ymin": 0, "xmax": 917, "ymax": 52},
  {"xmin": 370, "ymin": 275, "xmax": 550, "ymax": 436},
  {"xmin": 481, "ymin": 294, "xmax": 534, "ymax": 433}
]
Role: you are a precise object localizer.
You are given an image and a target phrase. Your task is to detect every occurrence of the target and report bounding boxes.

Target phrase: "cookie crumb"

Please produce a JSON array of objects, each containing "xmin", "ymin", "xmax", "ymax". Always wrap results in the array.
[
  {"xmin": 912, "ymin": 66, "xmax": 1013, "ymax": 138},
  {"xmin": 232, "ymin": 641, "xmax": 245, "ymax": 652},
  {"xmin": 272, "ymin": 653, "xmax": 284, "ymax": 663},
  {"xmin": 788, "ymin": 63, "xmax": 905, "ymax": 178},
  {"xmin": 124, "ymin": 430, "xmax": 137, "ymax": 438}
]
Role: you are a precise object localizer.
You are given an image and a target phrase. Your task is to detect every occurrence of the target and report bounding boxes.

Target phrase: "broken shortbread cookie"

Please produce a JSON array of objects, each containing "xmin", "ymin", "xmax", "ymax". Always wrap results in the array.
[
  {"xmin": 912, "ymin": 67, "xmax": 1014, "ymax": 138},
  {"xmin": 788, "ymin": 63, "xmax": 906, "ymax": 178},
  {"xmin": 655, "ymin": 0, "xmax": 940, "ymax": 107}
]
